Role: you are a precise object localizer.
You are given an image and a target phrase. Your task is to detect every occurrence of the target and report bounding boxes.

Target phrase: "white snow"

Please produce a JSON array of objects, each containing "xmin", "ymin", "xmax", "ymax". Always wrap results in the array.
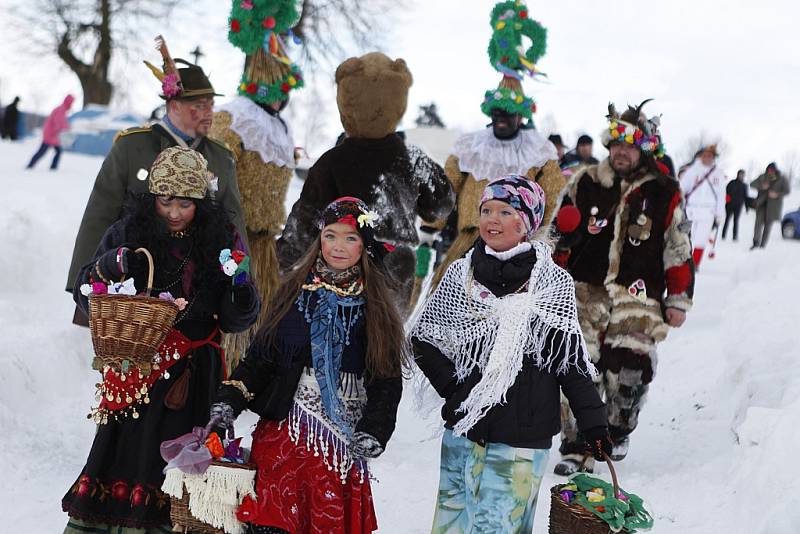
[{"xmin": 1, "ymin": 136, "xmax": 799, "ymax": 532}]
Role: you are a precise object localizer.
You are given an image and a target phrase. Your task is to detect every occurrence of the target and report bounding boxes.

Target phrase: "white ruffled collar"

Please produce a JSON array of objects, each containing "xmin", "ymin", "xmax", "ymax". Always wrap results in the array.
[
  {"xmin": 451, "ymin": 127, "xmax": 558, "ymax": 181},
  {"xmin": 484, "ymin": 241, "xmax": 532, "ymax": 261},
  {"xmin": 216, "ymin": 96, "xmax": 296, "ymax": 168}
]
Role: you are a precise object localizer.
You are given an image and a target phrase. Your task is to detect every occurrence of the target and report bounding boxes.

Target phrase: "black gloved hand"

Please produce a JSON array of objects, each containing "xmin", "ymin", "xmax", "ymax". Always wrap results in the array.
[
  {"xmin": 231, "ymin": 283, "xmax": 255, "ymax": 307},
  {"xmin": 583, "ymin": 426, "xmax": 613, "ymax": 461},
  {"xmin": 209, "ymin": 402, "xmax": 235, "ymax": 440},
  {"xmin": 350, "ymin": 431, "xmax": 385, "ymax": 460}
]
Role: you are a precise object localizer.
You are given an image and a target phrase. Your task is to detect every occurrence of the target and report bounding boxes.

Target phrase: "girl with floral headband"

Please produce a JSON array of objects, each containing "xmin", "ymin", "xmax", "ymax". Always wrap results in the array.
[
  {"xmin": 212, "ymin": 197, "xmax": 407, "ymax": 534},
  {"xmin": 411, "ymin": 175, "xmax": 610, "ymax": 533},
  {"xmin": 63, "ymin": 146, "xmax": 260, "ymax": 532}
]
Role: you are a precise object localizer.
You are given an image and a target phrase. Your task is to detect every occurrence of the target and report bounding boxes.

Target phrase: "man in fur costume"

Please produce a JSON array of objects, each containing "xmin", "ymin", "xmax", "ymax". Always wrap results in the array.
[
  {"xmin": 430, "ymin": 1, "xmax": 566, "ymax": 289},
  {"xmin": 553, "ymin": 101, "xmax": 694, "ymax": 475},
  {"xmin": 277, "ymin": 51, "xmax": 454, "ymax": 314},
  {"xmin": 66, "ymin": 36, "xmax": 245, "ymax": 322},
  {"xmin": 209, "ymin": 0, "xmax": 305, "ymax": 366}
]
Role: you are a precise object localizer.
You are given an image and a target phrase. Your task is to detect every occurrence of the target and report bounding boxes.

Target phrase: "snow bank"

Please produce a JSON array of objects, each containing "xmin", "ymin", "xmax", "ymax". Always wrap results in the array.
[{"xmin": 1, "ymin": 136, "xmax": 798, "ymax": 532}]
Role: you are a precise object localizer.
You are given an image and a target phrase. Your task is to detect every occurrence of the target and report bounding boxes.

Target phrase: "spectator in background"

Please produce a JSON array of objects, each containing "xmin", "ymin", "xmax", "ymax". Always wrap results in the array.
[
  {"xmin": 1, "ymin": 96, "xmax": 21, "ymax": 140},
  {"xmin": 26, "ymin": 94, "xmax": 74, "ymax": 170},
  {"xmin": 679, "ymin": 144, "xmax": 726, "ymax": 268},
  {"xmin": 722, "ymin": 169, "xmax": 749, "ymax": 241},
  {"xmin": 548, "ymin": 133, "xmax": 565, "ymax": 161},
  {"xmin": 560, "ymin": 134, "xmax": 599, "ymax": 173},
  {"xmin": 750, "ymin": 162, "xmax": 791, "ymax": 249}
]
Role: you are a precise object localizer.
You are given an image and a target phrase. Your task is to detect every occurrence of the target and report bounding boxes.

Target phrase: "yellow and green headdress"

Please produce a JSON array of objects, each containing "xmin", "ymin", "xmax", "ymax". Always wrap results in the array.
[
  {"xmin": 227, "ymin": 0, "xmax": 304, "ymax": 104},
  {"xmin": 481, "ymin": 0, "xmax": 547, "ymax": 119}
]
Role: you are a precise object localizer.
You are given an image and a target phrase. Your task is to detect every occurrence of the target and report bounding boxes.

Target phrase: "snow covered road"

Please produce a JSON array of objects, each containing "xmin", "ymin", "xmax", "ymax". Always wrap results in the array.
[{"xmin": 1, "ymin": 138, "xmax": 798, "ymax": 533}]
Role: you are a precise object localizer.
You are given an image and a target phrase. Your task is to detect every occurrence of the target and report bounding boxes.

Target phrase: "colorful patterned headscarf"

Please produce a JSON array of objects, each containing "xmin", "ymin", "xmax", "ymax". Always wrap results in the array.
[
  {"xmin": 318, "ymin": 196, "xmax": 395, "ymax": 259},
  {"xmin": 480, "ymin": 174, "xmax": 546, "ymax": 239}
]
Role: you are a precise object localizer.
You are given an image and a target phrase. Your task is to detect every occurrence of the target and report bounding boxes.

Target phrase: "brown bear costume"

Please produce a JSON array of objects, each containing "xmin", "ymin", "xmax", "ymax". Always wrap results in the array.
[{"xmin": 277, "ymin": 52, "xmax": 454, "ymax": 313}]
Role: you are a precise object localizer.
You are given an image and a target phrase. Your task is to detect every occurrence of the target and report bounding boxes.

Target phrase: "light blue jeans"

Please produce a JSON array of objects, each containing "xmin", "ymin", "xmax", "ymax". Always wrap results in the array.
[{"xmin": 431, "ymin": 429, "xmax": 549, "ymax": 534}]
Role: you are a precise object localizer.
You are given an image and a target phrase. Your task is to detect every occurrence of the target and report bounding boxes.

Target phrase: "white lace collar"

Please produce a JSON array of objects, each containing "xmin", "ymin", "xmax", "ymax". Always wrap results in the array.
[
  {"xmin": 216, "ymin": 96, "xmax": 296, "ymax": 169},
  {"xmin": 451, "ymin": 127, "xmax": 558, "ymax": 181},
  {"xmin": 485, "ymin": 241, "xmax": 532, "ymax": 261}
]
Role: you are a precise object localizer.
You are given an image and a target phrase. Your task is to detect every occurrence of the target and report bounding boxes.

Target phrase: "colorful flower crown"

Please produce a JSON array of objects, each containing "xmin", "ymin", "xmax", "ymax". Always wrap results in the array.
[{"xmin": 604, "ymin": 119, "xmax": 666, "ymax": 159}]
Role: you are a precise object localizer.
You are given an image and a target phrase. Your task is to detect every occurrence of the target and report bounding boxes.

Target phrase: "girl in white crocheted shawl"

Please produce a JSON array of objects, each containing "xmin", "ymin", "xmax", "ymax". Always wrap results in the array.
[{"xmin": 411, "ymin": 174, "xmax": 610, "ymax": 533}]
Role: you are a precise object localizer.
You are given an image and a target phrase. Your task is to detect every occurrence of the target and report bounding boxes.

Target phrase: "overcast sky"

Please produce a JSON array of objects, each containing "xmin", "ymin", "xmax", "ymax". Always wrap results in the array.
[{"xmin": 2, "ymin": 0, "xmax": 798, "ymax": 177}]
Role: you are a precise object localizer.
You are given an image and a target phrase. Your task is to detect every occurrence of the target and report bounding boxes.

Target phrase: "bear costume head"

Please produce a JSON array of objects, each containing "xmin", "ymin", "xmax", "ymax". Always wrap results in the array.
[{"xmin": 335, "ymin": 52, "xmax": 413, "ymax": 139}]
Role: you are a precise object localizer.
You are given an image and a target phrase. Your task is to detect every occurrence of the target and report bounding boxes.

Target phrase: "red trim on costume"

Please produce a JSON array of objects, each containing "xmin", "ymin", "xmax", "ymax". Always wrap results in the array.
[
  {"xmin": 666, "ymin": 263, "xmax": 692, "ymax": 295},
  {"xmin": 664, "ymin": 191, "xmax": 682, "ymax": 228},
  {"xmin": 553, "ymin": 249, "xmax": 570, "ymax": 269},
  {"xmin": 692, "ymin": 248, "xmax": 704, "ymax": 268}
]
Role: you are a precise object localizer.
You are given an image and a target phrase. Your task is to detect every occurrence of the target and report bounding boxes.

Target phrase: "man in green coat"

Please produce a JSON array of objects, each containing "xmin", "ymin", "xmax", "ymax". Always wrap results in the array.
[
  {"xmin": 66, "ymin": 59, "xmax": 246, "ymax": 321},
  {"xmin": 750, "ymin": 162, "xmax": 791, "ymax": 249}
]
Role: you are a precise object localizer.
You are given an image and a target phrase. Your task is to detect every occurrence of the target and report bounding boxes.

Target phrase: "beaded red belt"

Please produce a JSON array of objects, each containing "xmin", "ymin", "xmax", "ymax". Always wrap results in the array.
[{"xmin": 88, "ymin": 327, "xmax": 224, "ymax": 424}]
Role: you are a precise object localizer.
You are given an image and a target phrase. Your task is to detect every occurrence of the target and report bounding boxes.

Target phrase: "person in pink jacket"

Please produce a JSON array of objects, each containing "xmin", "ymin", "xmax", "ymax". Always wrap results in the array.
[{"xmin": 27, "ymin": 94, "xmax": 74, "ymax": 170}]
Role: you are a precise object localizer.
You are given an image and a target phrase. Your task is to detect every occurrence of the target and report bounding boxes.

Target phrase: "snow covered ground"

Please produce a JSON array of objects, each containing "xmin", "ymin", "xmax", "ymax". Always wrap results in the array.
[{"xmin": 1, "ymin": 136, "xmax": 799, "ymax": 533}]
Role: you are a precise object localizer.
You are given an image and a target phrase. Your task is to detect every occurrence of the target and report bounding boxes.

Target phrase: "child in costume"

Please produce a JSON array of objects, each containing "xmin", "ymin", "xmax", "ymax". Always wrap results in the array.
[
  {"xmin": 411, "ymin": 175, "xmax": 610, "ymax": 533},
  {"xmin": 62, "ymin": 147, "xmax": 260, "ymax": 532},
  {"xmin": 213, "ymin": 197, "xmax": 406, "ymax": 534}
]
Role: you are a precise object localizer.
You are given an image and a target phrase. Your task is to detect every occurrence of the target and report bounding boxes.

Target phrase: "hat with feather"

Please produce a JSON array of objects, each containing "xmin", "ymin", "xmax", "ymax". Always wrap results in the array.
[
  {"xmin": 602, "ymin": 99, "xmax": 666, "ymax": 159},
  {"xmin": 144, "ymin": 35, "xmax": 222, "ymax": 101}
]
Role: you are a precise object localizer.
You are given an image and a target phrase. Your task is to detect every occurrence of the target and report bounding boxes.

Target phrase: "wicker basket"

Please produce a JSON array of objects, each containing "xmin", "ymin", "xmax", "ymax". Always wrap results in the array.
[
  {"xmin": 549, "ymin": 453, "xmax": 627, "ymax": 534},
  {"xmin": 88, "ymin": 247, "xmax": 179, "ymax": 369},
  {"xmin": 169, "ymin": 461, "xmax": 255, "ymax": 534}
]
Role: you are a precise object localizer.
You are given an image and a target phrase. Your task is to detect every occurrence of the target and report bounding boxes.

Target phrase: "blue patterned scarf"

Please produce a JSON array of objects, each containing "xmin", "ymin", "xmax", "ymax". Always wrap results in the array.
[{"xmin": 296, "ymin": 259, "xmax": 365, "ymax": 437}]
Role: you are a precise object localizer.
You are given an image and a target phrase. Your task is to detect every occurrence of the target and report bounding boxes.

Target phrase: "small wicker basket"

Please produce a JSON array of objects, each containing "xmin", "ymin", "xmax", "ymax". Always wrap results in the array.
[
  {"xmin": 169, "ymin": 460, "xmax": 255, "ymax": 534},
  {"xmin": 549, "ymin": 453, "xmax": 627, "ymax": 534},
  {"xmin": 88, "ymin": 248, "xmax": 178, "ymax": 369}
]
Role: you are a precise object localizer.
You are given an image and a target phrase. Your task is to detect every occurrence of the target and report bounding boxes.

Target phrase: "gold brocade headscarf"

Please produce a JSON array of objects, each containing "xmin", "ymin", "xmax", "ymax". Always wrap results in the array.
[{"xmin": 148, "ymin": 147, "xmax": 211, "ymax": 199}]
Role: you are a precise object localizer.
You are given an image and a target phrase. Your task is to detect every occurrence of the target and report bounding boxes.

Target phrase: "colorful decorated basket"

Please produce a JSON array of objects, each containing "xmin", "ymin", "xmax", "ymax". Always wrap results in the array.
[
  {"xmin": 549, "ymin": 453, "xmax": 653, "ymax": 534},
  {"xmin": 168, "ymin": 460, "xmax": 255, "ymax": 534},
  {"xmin": 88, "ymin": 248, "xmax": 178, "ymax": 370},
  {"xmin": 161, "ymin": 419, "xmax": 256, "ymax": 534}
]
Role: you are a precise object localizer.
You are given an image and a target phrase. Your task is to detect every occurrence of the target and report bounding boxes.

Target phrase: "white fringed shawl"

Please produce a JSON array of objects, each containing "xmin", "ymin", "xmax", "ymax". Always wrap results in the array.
[{"xmin": 410, "ymin": 241, "xmax": 596, "ymax": 436}]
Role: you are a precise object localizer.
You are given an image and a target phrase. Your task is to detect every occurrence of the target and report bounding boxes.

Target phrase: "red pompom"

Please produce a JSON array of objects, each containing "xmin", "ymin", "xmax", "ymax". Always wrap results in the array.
[
  {"xmin": 246, "ymin": 83, "xmax": 257, "ymax": 94},
  {"xmin": 501, "ymin": 56, "xmax": 508, "ymax": 64},
  {"xmin": 280, "ymin": 82, "xmax": 290, "ymax": 93},
  {"xmin": 557, "ymin": 205, "xmax": 581, "ymax": 234},
  {"xmin": 519, "ymin": 10, "xmax": 528, "ymax": 18},
  {"xmin": 230, "ymin": 19, "xmax": 241, "ymax": 32},
  {"xmin": 531, "ymin": 102, "xmax": 537, "ymax": 114},
  {"xmin": 263, "ymin": 16, "xmax": 276, "ymax": 29}
]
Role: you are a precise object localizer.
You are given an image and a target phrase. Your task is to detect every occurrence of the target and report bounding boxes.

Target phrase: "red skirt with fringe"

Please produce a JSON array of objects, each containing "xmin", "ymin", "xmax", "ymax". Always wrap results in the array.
[{"xmin": 237, "ymin": 418, "xmax": 378, "ymax": 534}]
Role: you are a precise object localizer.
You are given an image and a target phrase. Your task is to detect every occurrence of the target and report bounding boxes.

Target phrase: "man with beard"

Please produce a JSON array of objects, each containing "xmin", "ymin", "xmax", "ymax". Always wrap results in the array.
[
  {"xmin": 552, "ymin": 101, "xmax": 694, "ymax": 475},
  {"xmin": 429, "ymin": 2, "xmax": 565, "ymax": 288},
  {"xmin": 66, "ymin": 38, "xmax": 245, "ymax": 320}
]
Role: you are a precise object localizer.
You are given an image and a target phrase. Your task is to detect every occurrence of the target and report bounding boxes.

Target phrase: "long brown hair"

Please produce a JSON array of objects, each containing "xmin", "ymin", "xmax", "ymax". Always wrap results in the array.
[{"xmin": 257, "ymin": 236, "xmax": 408, "ymax": 379}]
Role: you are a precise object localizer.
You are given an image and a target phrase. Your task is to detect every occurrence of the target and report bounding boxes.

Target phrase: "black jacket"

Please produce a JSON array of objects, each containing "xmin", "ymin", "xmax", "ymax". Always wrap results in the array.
[
  {"xmin": 277, "ymin": 134, "xmax": 454, "ymax": 270},
  {"xmin": 74, "ymin": 218, "xmax": 260, "ymax": 341},
  {"xmin": 216, "ymin": 295, "xmax": 403, "ymax": 448},
  {"xmin": 726, "ymin": 179, "xmax": 749, "ymax": 211},
  {"xmin": 413, "ymin": 241, "xmax": 606, "ymax": 448}
]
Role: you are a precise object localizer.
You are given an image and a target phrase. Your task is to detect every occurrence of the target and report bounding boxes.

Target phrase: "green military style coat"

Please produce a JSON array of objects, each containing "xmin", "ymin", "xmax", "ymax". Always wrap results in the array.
[{"xmin": 65, "ymin": 122, "xmax": 247, "ymax": 293}]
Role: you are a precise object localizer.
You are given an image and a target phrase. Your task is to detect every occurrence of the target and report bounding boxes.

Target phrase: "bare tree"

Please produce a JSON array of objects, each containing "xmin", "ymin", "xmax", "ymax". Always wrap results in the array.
[
  {"xmin": 780, "ymin": 149, "xmax": 800, "ymax": 186},
  {"xmin": 676, "ymin": 130, "xmax": 730, "ymax": 170},
  {"xmin": 8, "ymin": 0, "xmax": 181, "ymax": 107},
  {"xmin": 293, "ymin": 0, "xmax": 403, "ymax": 69}
]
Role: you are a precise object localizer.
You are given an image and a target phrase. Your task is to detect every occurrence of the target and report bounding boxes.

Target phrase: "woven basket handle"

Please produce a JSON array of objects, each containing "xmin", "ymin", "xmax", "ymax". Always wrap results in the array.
[
  {"xmin": 580, "ymin": 451, "xmax": 621, "ymax": 498},
  {"xmin": 133, "ymin": 247, "xmax": 156, "ymax": 296}
]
